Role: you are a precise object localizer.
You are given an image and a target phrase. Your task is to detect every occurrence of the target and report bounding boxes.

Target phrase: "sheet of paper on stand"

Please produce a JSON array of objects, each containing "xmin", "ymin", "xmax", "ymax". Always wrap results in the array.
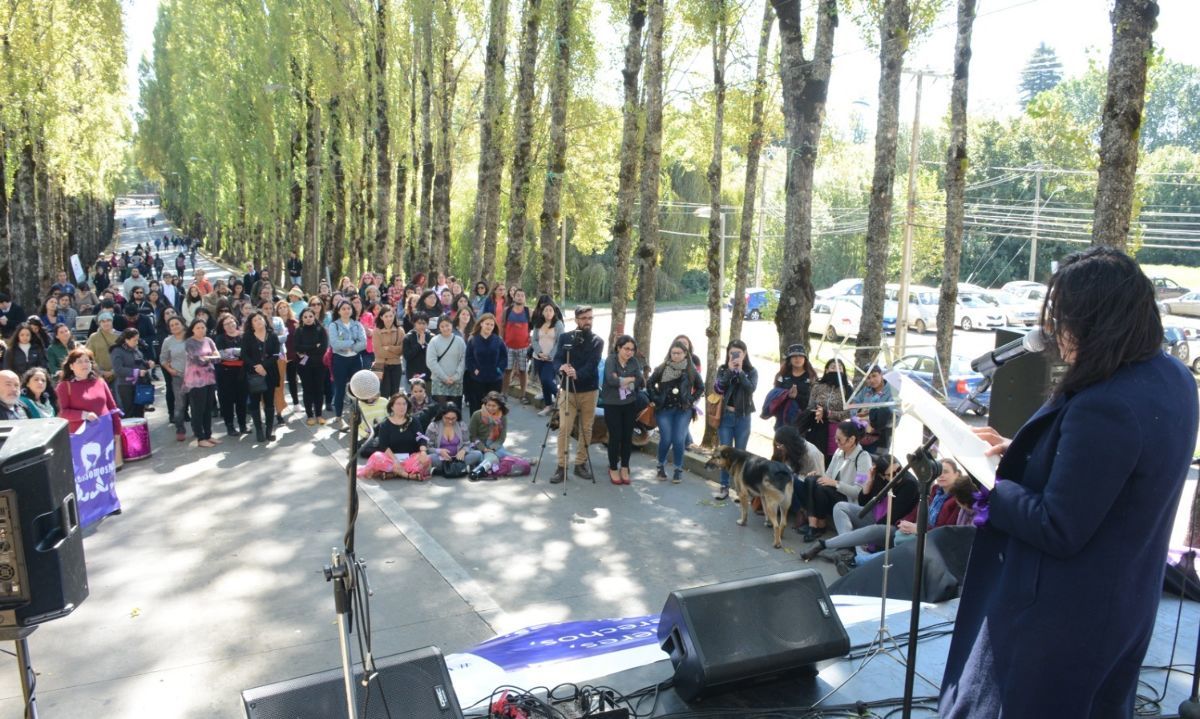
[{"xmin": 885, "ymin": 370, "xmax": 999, "ymax": 488}]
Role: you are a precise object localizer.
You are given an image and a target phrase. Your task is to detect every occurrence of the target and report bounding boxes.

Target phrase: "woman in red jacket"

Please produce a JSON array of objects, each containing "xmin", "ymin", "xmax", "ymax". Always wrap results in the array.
[{"xmin": 56, "ymin": 347, "xmax": 121, "ymax": 436}]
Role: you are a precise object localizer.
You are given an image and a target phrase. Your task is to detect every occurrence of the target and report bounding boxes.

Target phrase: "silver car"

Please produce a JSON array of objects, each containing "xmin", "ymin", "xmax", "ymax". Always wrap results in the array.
[{"xmin": 1159, "ymin": 291, "xmax": 1200, "ymax": 318}]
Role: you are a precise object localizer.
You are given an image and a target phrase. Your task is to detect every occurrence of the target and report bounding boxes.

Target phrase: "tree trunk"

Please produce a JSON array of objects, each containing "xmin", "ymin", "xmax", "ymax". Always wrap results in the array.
[
  {"xmin": 1092, "ymin": 0, "xmax": 1159, "ymax": 250},
  {"xmin": 631, "ymin": 0, "xmax": 665, "ymax": 359},
  {"xmin": 431, "ymin": 2, "xmax": 457, "ymax": 276},
  {"xmin": 13, "ymin": 126, "xmax": 42, "ymax": 309},
  {"xmin": 0, "ymin": 125, "xmax": 10, "ymax": 294},
  {"xmin": 303, "ymin": 70, "xmax": 323, "ymax": 291},
  {"xmin": 393, "ymin": 155, "xmax": 408, "ymax": 281},
  {"xmin": 856, "ymin": 0, "xmax": 909, "ymax": 369},
  {"xmin": 771, "ymin": 0, "xmax": 837, "ymax": 355},
  {"xmin": 417, "ymin": 9, "xmax": 436, "ymax": 277},
  {"xmin": 537, "ymin": 0, "xmax": 574, "ymax": 296},
  {"xmin": 329, "ymin": 93, "xmax": 348, "ymax": 281},
  {"xmin": 504, "ymin": 0, "xmax": 542, "ymax": 287},
  {"xmin": 701, "ymin": 0, "xmax": 730, "ymax": 448},
  {"xmin": 935, "ymin": 0, "xmax": 977, "ymax": 391},
  {"xmin": 607, "ymin": 0, "xmax": 647, "ymax": 351},
  {"xmin": 471, "ymin": 0, "xmax": 509, "ymax": 284},
  {"xmin": 730, "ymin": 0, "xmax": 773, "ymax": 344},
  {"xmin": 406, "ymin": 55, "xmax": 420, "ymax": 273},
  {"xmin": 374, "ymin": 0, "xmax": 393, "ymax": 273}
]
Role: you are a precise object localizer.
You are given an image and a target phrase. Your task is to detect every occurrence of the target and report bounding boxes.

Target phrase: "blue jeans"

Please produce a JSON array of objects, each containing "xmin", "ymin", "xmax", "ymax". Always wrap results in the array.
[
  {"xmin": 657, "ymin": 408, "xmax": 691, "ymax": 470},
  {"xmin": 717, "ymin": 411, "xmax": 752, "ymax": 488},
  {"xmin": 331, "ymin": 353, "xmax": 362, "ymax": 417},
  {"xmin": 533, "ymin": 359, "xmax": 558, "ymax": 406}
]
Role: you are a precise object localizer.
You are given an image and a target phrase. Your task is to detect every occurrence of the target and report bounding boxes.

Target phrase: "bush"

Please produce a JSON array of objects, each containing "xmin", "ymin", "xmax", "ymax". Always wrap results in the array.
[
  {"xmin": 761, "ymin": 290, "xmax": 780, "ymax": 321},
  {"xmin": 680, "ymin": 268, "xmax": 709, "ymax": 294}
]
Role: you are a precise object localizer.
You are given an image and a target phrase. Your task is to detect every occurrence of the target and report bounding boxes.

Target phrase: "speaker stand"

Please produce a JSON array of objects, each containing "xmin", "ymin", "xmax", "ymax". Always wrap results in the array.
[{"xmin": 0, "ymin": 617, "xmax": 39, "ymax": 719}]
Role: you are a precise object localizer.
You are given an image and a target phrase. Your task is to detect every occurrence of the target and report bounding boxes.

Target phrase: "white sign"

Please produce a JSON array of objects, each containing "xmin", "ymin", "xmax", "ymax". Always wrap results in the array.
[{"xmin": 70, "ymin": 254, "xmax": 85, "ymax": 284}]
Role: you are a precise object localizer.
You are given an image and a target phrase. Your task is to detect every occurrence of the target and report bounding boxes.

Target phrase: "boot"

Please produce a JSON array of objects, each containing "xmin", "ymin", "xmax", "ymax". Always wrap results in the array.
[
  {"xmin": 265, "ymin": 414, "xmax": 276, "ymax": 442},
  {"xmin": 252, "ymin": 413, "xmax": 265, "ymax": 443}
]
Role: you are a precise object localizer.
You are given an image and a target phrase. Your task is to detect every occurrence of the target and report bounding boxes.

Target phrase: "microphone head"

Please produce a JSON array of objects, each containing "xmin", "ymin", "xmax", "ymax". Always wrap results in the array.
[
  {"xmin": 1022, "ymin": 326, "xmax": 1048, "ymax": 353},
  {"xmin": 348, "ymin": 369, "xmax": 381, "ymax": 401}
]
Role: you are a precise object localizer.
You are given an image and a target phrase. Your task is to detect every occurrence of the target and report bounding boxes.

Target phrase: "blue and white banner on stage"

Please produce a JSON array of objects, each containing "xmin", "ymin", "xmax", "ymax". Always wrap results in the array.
[
  {"xmin": 69, "ymin": 419, "xmax": 121, "ymax": 527},
  {"xmin": 447, "ymin": 615, "xmax": 667, "ymax": 707}
]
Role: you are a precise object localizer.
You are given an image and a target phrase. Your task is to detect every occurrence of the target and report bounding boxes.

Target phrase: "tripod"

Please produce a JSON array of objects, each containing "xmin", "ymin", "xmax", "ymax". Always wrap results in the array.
[
  {"xmin": 531, "ymin": 345, "xmax": 597, "ymax": 494},
  {"xmin": 0, "ymin": 620, "xmax": 38, "ymax": 719}
]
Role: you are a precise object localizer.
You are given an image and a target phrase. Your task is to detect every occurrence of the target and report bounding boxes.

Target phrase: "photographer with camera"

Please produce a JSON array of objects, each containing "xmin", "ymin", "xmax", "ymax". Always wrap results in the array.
[
  {"xmin": 549, "ymin": 306, "xmax": 604, "ymax": 484},
  {"xmin": 711, "ymin": 340, "xmax": 758, "ymax": 500}
]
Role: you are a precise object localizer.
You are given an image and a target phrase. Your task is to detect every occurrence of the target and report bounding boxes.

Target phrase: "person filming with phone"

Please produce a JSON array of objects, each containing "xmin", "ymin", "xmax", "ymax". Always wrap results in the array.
[
  {"xmin": 939, "ymin": 247, "xmax": 1199, "ymax": 718},
  {"xmin": 711, "ymin": 339, "xmax": 758, "ymax": 501}
]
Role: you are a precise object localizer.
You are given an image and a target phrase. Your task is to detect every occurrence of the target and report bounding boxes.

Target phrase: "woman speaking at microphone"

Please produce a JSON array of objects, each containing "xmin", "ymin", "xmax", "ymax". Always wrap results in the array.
[{"xmin": 940, "ymin": 247, "xmax": 1198, "ymax": 718}]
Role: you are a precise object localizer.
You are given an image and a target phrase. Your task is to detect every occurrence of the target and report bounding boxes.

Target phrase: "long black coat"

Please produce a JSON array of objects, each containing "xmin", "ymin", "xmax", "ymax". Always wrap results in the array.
[{"xmin": 939, "ymin": 351, "xmax": 1198, "ymax": 718}]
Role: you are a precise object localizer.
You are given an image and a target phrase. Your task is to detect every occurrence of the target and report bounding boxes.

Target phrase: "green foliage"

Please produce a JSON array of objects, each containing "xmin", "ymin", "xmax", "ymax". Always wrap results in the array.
[
  {"xmin": 680, "ymin": 268, "xmax": 709, "ymax": 293},
  {"xmin": 1019, "ymin": 42, "xmax": 1064, "ymax": 108}
]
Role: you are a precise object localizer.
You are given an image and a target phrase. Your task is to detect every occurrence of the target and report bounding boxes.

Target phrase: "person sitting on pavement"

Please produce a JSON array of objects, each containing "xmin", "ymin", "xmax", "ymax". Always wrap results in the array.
[
  {"xmin": 771, "ymin": 425, "xmax": 825, "ymax": 520},
  {"xmin": 893, "ymin": 458, "xmax": 977, "ymax": 541},
  {"xmin": 359, "ymin": 392, "xmax": 431, "ymax": 480},
  {"xmin": 850, "ymin": 364, "xmax": 897, "ymax": 454},
  {"xmin": 801, "ymin": 452, "xmax": 918, "ymax": 574},
  {"xmin": 425, "ymin": 402, "xmax": 482, "ymax": 475},
  {"xmin": 793, "ymin": 419, "xmax": 873, "ymax": 542},
  {"xmin": 468, "ymin": 391, "xmax": 518, "ymax": 480}
]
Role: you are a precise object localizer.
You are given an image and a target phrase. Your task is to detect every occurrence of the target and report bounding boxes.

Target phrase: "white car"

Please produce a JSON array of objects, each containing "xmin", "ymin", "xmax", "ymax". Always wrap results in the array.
[
  {"xmin": 809, "ymin": 296, "xmax": 898, "ymax": 340},
  {"xmin": 955, "ymin": 294, "xmax": 1006, "ymax": 331},
  {"xmin": 885, "ymin": 283, "xmax": 940, "ymax": 333},
  {"xmin": 816, "ymin": 278, "xmax": 863, "ymax": 299},
  {"xmin": 1001, "ymin": 281, "xmax": 1048, "ymax": 303},
  {"xmin": 976, "ymin": 290, "xmax": 1040, "ymax": 327}
]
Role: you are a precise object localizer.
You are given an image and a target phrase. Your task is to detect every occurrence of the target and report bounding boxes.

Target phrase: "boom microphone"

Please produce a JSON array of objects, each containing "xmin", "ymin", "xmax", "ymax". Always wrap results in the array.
[{"xmin": 970, "ymin": 326, "xmax": 1048, "ymax": 376}]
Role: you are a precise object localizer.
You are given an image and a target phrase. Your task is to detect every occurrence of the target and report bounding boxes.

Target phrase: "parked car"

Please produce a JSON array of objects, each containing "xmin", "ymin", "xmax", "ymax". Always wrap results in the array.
[
  {"xmin": 1159, "ymin": 291, "xmax": 1200, "ymax": 318},
  {"xmin": 815, "ymin": 278, "xmax": 864, "ymax": 299},
  {"xmin": 975, "ymin": 290, "xmax": 1040, "ymax": 327},
  {"xmin": 885, "ymin": 283, "xmax": 940, "ymax": 334},
  {"xmin": 1151, "ymin": 277, "xmax": 1190, "ymax": 301},
  {"xmin": 1000, "ymin": 281, "xmax": 1048, "ymax": 303},
  {"xmin": 727, "ymin": 287, "xmax": 780, "ymax": 320},
  {"xmin": 809, "ymin": 296, "xmax": 897, "ymax": 341},
  {"xmin": 955, "ymin": 293, "xmax": 1006, "ymax": 331},
  {"xmin": 1163, "ymin": 325, "xmax": 1200, "ymax": 372},
  {"xmin": 891, "ymin": 352, "xmax": 991, "ymax": 415}
]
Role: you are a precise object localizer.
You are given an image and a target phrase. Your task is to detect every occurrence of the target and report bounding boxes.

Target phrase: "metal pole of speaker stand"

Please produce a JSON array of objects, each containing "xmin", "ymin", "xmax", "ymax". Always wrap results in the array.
[
  {"xmin": 1178, "ymin": 550, "xmax": 1200, "ymax": 719},
  {"xmin": 0, "ymin": 618, "xmax": 38, "ymax": 719}
]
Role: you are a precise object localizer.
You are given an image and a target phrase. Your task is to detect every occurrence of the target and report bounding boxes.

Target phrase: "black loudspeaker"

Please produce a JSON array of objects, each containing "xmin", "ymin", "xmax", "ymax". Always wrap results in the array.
[
  {"xmin": 0, "ymin": 420, "xmax": 88, "ymax": 627},
  {"xmin": 242, "ymin": 646, "xmax": 464, "ymax": 719},
  {"xmin": 658, "ymin": 568, "xmax": 849, "ymax": 701},
  {"xmin": 988, "ymin": 328, "xmax": 1067, "ymax": 438}
]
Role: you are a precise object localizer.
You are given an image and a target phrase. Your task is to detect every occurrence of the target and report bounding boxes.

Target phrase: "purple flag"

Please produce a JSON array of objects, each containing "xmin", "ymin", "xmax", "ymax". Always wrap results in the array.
[
  {"xmin": 466, "ymin": 615, "xmax": 660, "ymax": 671},
  {"xmin": 69, "ymin": 419, "xmax": 121, "ymax": 527}
]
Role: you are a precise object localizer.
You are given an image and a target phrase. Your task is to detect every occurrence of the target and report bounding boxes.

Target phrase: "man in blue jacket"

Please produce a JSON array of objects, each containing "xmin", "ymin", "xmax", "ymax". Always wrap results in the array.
[{"xmin": 550, "ymin": 306, "xmax": 605, "ymax": 483}]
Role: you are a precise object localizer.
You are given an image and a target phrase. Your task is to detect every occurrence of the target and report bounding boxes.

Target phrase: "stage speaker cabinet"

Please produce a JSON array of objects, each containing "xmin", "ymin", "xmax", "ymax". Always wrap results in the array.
[
  {"xmin": 0, "ymin": 419, "xmax": 88, "ymax": 627},
  {"xmin": 988, "ymin": 328, "xmax": 1067, "ymax": 438},
  {"xmin": 658, "ymin": 568, "xmax": 849, "ymax": 702},
  {"xmin": 242, "ymin": 645, "xmax": 464, "ymax": 719}
]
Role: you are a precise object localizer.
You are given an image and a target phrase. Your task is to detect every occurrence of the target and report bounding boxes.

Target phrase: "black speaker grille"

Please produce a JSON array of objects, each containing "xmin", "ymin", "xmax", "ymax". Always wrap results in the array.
[{"xmin": 242, "ymin": 646, "xmax": 464, "ymax": 719}]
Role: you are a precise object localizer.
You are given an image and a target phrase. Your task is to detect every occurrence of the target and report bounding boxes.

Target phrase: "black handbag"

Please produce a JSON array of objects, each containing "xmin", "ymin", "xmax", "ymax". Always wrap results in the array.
[
  {"xmin": 441, "ymin": 460, "xmax": 469, "ymax": 479},
  {"xmin": 246, "ymin": 372, "xmax": 269, "ymax": 394}
]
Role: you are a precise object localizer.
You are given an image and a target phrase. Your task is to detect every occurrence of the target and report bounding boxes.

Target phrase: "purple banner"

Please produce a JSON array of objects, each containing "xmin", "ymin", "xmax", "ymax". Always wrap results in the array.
[
  {"xmin": 69, "ymin": 419, "xmax": 121, "ymax": 527},
  {"xmin": 467, "ymin": 615, "xmax": 660, "ymax": 671}
]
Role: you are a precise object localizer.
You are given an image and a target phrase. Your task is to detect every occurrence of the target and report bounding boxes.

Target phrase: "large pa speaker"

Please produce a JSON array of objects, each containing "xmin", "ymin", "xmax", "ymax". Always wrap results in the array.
[
  {"xmin": 242, "ymin": 645, "xmax": 464, "ymax": 719},
  {"xmin": 0, "ymin": 420, "xmax": 88, "ymax": 627},
  {"xmin": 988, "ymin": 328, "xmax": 1067, "ymax": 437},
  {"xmin": 658, "ymin": 568, "xmax": 849, "ymax": 701}
]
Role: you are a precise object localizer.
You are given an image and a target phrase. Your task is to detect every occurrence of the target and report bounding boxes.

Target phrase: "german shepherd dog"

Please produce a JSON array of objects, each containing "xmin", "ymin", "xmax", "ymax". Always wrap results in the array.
[{"xmin": 705, "ymin": 445, "xmax": 794, "ymax": 549}]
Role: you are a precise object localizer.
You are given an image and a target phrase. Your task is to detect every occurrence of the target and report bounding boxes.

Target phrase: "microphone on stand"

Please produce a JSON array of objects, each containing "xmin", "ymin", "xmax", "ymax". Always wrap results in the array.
[{"xmin": 970, "ymin": 326, "xmax": 1048, "ymax": 376}]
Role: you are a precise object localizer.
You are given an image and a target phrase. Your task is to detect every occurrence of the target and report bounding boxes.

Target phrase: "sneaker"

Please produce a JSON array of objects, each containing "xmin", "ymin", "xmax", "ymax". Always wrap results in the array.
[
  {"xmin": 306, "ymin": 418, "xmax": 317, "ymax": 426},
  {"xmin": 656, "ymin": 465, "xmax": 668, "ymax": 480},
  {"xmin": 318, "ymin": 417, "xmax": 327, "ymax": 425},
  {"xmin": 574, "ymin": 463, "xmax": 593, "ymax": 480},
  {"xmin": 671, "ymin": 468, "xmax": 683, "ymax": 484},
  {"xmin": 549, "ymin": 466, "xmax": 566, "ymax": 484},
  {"xmin": 537, "ymin": 406, "xmax": 552, "ymax": 416},
  {"xmin": 713, "ymin": 486, "xmax": 729, "ymax": 501},
  {"xmin": 521, "ymin": 396, "xmax": 531, "ymax": 405}
]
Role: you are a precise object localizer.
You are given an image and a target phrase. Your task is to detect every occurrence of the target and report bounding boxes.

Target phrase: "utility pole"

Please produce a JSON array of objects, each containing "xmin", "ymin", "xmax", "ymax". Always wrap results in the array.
[
  {"xmin": 560, "ymin": 214, "xmax": 567, "ymax": 302},
  {"xmin": 1028, "ymin": 167, "xmax": 1041, "ymax": 281},
  {"xmin": 895, "ymin": 70, "xmax": 924, "ymax": 357},
  {"xmin": 754, "ymin": 152, "xmax": 768, "ymax": 288}
]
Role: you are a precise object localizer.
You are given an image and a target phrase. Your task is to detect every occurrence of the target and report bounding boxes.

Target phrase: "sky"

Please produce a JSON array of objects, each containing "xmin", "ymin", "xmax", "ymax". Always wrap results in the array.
[{"xmin": 122, "ymin": 0, "xmax": 1200, "ymax": 133}]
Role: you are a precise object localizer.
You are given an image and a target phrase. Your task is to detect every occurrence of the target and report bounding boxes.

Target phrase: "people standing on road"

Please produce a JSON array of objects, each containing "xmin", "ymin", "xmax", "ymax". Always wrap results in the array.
[
  {"xmin": 175, "ymin": 252, "xmax": 186, "ymax": 277},
  {"xmin": 549, "ymin": 306, "xmax": 604, "ymax": 484},
  {"xmin": 482, "ymin": 283, "xmax": 507, "ymax": 336},
  {"xmin": 182, "ymin": 285, "xmax": 205, "ymax": 323},
  {"xmin": 763, "ymin": 344, "xmax": 817, "ymax": 430},
  {"xmin": 111, "ymin": 328, "xmax": 155, "ymax": 419},
  {"xmin": 0, "ymin": 293, "xmax": 24, "ymax": 341},
  {"xmin": 464, "ymin": 313, "xmax": 506, "ymax": 415},
  {"xmin": 470, "ymin": 281, "xmax": 489, "ymax": 315},
  {"xmin": 293, "ymin": 307, "xmax": 329, "ymax": 426},
  {"xmin": 712, "ymin": 339, "xmax": 759, "ymax": 501},
  {"xmin": 501, "ymin": 289, "xmax": 532, "ymax": 404},
  {"xmin": 372, "ymin": 306, "xmax": 405, "ymax": 398},
  {"xmin": 351, "ymin": 295, "xmax": 374, "ymax": 368},
  {"xmin": 183, "ymin": 319, "xmax": 220, "ymax": 447},
  {"xmin": 453, "ymin": 304, "xmax": 475, "ymax": 338},
  {"xmin": 601, "ymin": 335, "xmax": 645, "ymax": 485},
  {"xmin": 402, "ymin": 312, "xmax": 434, "ymax": 391},
  {"xmin": 242, "ymin": 311, "xmax": 282, "ymax": 443},
  {"xmin": 648, "ymin": 341, "xmax": 705, "ymax": 484},
  {"xmin": 122, "ymin": 268, "xmax": 150, "ymax": 299},
  {"xmin": 328, "ymin": 300, "xmax": 367, "ymax": 423},
  {"xmin": 214, "ymin": 315, "xmax": 248, "ymax": 438},
  {"xmin": 160, "ymin": 316, "xmax": 191, "ymax": 441},
  {"xmin": 85, "ymin": 312, "xmax": 121, "ymax": 388},
  {"xmin": 276, "ymin": 300, "xmax": 300, "ymax": 409},
  {"xmin": 77, "ymin": 281, "xmax": 99, "ymax": 314},
  {"xmin": 427, "ymin": 314, "xmax": 466, "ymax": 409},
  {"xmin": 804, "ymin": 359, "xmax": 850, "ymax": 467},
  {"xmin": 531, "ymin": 301, "xmax": 564, "ymax": 415}
]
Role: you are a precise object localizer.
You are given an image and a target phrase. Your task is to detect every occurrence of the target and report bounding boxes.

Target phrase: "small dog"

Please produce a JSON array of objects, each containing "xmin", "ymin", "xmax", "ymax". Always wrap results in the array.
[{"xmin": 705, "ymin": 445, "xmax": 794, "ymax": 549}]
